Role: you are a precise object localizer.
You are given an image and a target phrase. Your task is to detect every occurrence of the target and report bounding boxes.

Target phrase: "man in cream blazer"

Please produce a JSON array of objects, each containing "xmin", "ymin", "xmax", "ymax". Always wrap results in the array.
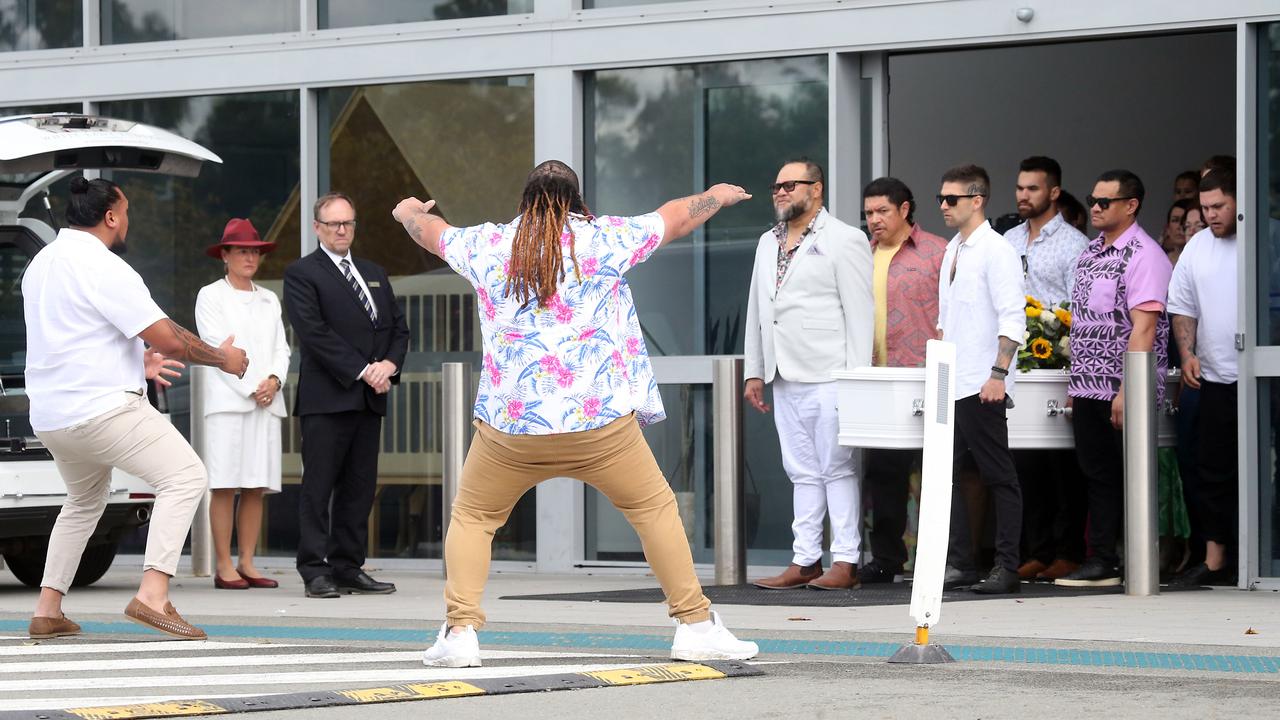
[{"xmin": 745, "ymin": 159, "xmax": 874, "ymax": 590}]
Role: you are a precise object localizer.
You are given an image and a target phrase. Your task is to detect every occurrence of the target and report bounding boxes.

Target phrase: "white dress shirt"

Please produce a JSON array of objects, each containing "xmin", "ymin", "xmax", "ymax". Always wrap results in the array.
[
  {"xmin": 1167, "ymin": 227, "xmax": 1238, "ymax": 384},
  {"xmin": 938, "ymin": 220, "xmax": 1027, "ymax": 400},
  {"xmin": 22, "ymin": 228, "xmax": 167, "ymax": 431}
]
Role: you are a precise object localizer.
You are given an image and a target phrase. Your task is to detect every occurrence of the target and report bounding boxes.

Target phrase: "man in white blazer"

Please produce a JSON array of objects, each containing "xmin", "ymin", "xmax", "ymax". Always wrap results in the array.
[{"xmin": 745, "ymin": 159, "xmax": 874, "ymax": 590}]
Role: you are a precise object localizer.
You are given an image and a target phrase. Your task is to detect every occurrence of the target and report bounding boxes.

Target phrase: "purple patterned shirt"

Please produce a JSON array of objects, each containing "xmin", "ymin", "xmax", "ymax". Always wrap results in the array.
[
  {"xmin": 772, "ymin": 211, "xmax": 820, "ymax": 289},
  {"xmin": 1068, "ymin": 222, "xmax": 1172, "ymax": 402}
]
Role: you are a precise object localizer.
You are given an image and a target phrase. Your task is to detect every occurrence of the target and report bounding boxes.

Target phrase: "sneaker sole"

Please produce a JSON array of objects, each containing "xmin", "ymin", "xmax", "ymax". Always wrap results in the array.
[
  {"xmin": 670, "ymin": 649, "xmax": 758, "ymax": 662},
  {"xmin": 1054, "ymin": 577, "xmax": 1122, "ymax": 587},
  {"xmin": 422, "ymin": 656, "xmax": 482, "ymax": 668}
]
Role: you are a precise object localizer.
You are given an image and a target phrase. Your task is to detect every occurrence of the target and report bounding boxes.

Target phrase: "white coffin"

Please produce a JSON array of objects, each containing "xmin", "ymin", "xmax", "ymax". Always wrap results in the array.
[{"xmin": 833, "ymin": 367, "xmax": 1177, "ymax": 450}]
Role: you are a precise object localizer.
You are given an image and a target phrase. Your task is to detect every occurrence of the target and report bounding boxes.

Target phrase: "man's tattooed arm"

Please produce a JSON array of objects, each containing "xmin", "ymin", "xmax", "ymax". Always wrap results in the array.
[
  {"xmin": 1172, "ymin": 314, "xmax": 1198, "ymax": 360},
  {"xmin": 687, "ymin": 194, "xmax": 721, "ymax": 220},
  {"xmin": 163, "ymin": 319, "xmax": 226, "ymax": 367},
  {"xmin": 994, "ymin": 336, "xmax": 1019, "ymax": 376}
]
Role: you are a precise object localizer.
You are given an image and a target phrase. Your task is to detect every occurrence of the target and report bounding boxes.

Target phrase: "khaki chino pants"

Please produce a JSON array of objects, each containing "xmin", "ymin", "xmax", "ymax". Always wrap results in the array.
[
  {"xmin": 445, "ymin": 414, "xmax": 712, "ymax": 629},
  {"xmin": 36, "ymin": 393, "xmax": 207, "ymax": 594}
]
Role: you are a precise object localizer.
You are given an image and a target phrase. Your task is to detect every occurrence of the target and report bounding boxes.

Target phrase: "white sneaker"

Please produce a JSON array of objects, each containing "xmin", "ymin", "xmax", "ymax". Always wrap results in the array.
[
  {"xmin": 670, "ymin": 611, "xmax": 759, "ymax": 661},
  {"xmin": 422, "ymin": 623, "xmax": 482, "ymax": 668}
]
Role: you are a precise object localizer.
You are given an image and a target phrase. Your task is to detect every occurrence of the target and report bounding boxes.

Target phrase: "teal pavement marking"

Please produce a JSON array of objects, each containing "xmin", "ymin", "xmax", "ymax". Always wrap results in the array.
[{"xmin": 1, "ymin": 619, "xmax": 1277, "ymax": 674}]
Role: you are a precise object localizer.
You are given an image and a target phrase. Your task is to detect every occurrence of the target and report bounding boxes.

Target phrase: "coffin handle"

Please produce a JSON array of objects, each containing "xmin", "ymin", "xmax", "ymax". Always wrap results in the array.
[
  {"xmin": 911, "ymin": 398, "xmax": 924, "ymax": 417},
  {"xmin": 1046, "ymin": 399, "xmax": 1072, "ymax": 418}
]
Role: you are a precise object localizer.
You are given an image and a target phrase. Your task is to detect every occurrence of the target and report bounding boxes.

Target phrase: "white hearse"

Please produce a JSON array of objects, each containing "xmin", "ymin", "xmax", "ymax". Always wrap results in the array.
[{"xmin": 0, "ymin": 114, "xmax": 220, "ymax": 587}]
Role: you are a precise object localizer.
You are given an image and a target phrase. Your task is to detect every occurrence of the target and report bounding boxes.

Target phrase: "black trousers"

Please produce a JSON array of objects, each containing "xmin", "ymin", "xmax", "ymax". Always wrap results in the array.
[
  {"xmin": 948, "ymin": 395, "xmax": 1022, "ymax": 572},
  {"xmin": 1195, "ymin": 381, "xmax": 1238, "ymax": 549},
  {"xmin": 864, "ymin": 448, "xmax": 920, "ymax": 569},
  {"xmin": 1015, "ymin": 449, "xmax": 1087, "ymax": 565},
  {"xmin": 1072, "ymin": 397, "xmax": 1124, "ymax": 567},
  {"xmin": 296, "ymin": 409, "xmax": 383, "ymax": 582}
]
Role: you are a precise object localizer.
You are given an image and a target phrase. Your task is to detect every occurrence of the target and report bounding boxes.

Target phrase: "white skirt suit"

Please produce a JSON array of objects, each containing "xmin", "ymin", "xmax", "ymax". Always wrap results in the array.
[{"xmin": 195, "ymin": 279, "xmax": 292, "ymax": 492}]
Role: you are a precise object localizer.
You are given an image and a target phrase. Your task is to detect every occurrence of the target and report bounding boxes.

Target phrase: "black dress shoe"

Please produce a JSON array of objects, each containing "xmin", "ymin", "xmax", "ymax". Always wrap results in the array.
[
  {"xmin": 305, "ymin": 575, "xmax": 340, "ymax": 599},
  {"xmin": 1168, "ymin": 562, "xmax": 1237, "ymax": 588},
  {"xmin": 972, "ymin": 566, "xmax": 1020, "ymax": 595},
  {"xmin": 336, "ymin": 571, "xmax": 396, "ymax": 595}
]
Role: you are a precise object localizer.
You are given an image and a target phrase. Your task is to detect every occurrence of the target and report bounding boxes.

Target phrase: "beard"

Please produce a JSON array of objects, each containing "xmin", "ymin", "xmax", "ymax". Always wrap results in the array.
[
  {"xmin": 775, "ymin": 197, "xmax": 809, "ymax": 224},
  {"xmin": 109, "ymin": 235, "xmax": 127, "ymax": 256},
  {"xmin": 1018, "ymin": 197, "xmax": 1051, "ymax": 220}
]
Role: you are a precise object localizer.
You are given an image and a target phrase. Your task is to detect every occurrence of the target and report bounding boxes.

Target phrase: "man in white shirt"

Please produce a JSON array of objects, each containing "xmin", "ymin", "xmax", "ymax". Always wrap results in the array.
[
  {"xmin": 744, "ymin": 158, "xmax": 874, "ymax": 591},
  {"xmin": 1002, "ymin": 156, "xmax": 1089, "ymax": 583},
  {"xmin": 24, "ymin": 177, "xmax": 248, "ymax": 640},
  {"xmin": 1168, "ymin": 169, "xmax": 1239, "ymax": 587},
  {"xmin": 935, "ymin": 164, "xmax": 1026, "ymax": 595}
]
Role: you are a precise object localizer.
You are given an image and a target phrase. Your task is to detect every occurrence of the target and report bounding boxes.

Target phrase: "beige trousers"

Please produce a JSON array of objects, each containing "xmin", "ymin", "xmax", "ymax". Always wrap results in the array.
[
  {"xmin": 444, "ymin": 414, "xmax": 712, "ymax": 629},
  {"xmin": 36, "ymin": 393, "xmax": 208, "ymax": 594}
]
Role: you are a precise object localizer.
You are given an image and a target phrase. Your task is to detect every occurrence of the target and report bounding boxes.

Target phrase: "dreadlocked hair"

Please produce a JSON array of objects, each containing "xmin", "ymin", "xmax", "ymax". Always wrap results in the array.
[{"xmin": 505, "ymin": 160, "xmax": 592, "ymax": 307}]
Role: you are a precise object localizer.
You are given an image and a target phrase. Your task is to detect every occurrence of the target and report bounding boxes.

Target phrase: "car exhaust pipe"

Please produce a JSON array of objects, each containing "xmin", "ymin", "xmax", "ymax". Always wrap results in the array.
[{"xmin": 134, "ymin": 505, "xmax": 151, "ymax": 525}]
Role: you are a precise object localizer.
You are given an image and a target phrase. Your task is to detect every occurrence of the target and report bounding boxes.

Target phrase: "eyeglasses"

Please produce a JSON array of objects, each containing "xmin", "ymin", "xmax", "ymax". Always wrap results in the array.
[
  {"xmin": 769, "ymin": 180, "xmax": 817, "ymax": 194},
  {"xmin": 1084, "ymin": 196, "xmax": 1134, "ymax": 211},
  {"xmin": 317, "ymin": 219, "xmax": 357, "ymax": 231},
  {"xmin": 936, "ymin": 194, "xmax": 983, "ymax": 207}
]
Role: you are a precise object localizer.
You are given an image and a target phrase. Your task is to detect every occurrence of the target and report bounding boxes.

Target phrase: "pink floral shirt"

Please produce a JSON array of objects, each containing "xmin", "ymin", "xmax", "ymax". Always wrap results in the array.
[{"xmin": 441, "ymin": 212, "xmax": 666, "ymax": 435}]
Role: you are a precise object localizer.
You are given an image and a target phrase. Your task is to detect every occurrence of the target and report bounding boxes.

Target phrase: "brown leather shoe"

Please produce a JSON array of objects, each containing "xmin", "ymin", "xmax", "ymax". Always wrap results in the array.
[
  {"xmin": 1017, "ymin": 559, "xmax": 1048, "ymax": 580},
  {"xmin": 752, "ymin": 562, "xmax": 822, "ymax": 590},
  {"xmin": 1036, "ymin": 558, "xmax": 1081, "ymax": 581},
  {"xmin": 28, "ymin": 614, "xmax": 81, "ymax": 639},
  {"xmin": 124, "ymin": 598, "xmax": 207, "ymax": 640},
  {"xmin": 807, "ymin": 561, "xmax": 860, "ymax": 590}
]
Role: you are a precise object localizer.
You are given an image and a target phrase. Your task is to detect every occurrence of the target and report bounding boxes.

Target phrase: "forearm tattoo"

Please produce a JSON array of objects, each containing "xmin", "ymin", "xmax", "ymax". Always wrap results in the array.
[
  {"xmin": 401, "ymin": 210, "xmax": 439, "ymax": 246},
  {"xmin": 164, "ymin": 319, "xmax": 225, "ymax": 367},
  {"xmin": 1172, "ymin": 315, "xmax": 1198, "ymax": 358},
  {"xmin": 996, "ymin": 337, "xmax": 1019, "ymax": 368},
  {"xmin": 688, "ymin": 194, "xmax": 720, "ymax": 219}
]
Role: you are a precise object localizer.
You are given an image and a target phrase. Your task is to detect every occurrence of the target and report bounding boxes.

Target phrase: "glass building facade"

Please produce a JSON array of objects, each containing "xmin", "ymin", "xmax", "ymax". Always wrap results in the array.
[{"xmin": 2, "ymin": 1, "xmax": 1278, "ymax": 586}]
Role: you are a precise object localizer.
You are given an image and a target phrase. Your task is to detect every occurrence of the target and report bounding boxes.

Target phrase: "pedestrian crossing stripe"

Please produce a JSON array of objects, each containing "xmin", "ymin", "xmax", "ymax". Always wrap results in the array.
[{"xmin": 5, "ymin": 662, "xmax": 761, "ymax": 719}]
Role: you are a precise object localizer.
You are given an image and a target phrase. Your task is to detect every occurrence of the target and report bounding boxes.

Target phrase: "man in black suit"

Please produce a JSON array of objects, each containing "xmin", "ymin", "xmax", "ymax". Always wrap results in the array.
[{"xmin": 284, "ymin": 191, "xmax": 410, "ymax": 598}]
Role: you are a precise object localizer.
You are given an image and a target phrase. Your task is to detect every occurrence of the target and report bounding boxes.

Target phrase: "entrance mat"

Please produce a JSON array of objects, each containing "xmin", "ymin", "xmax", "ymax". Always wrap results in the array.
[
  {"xmin": 502, "ymin": 581, "xmax": 1140, "ymax": 607},
  {"xmin": 0, "ymin": 661, "xmax": 761, "ymax": 720}
]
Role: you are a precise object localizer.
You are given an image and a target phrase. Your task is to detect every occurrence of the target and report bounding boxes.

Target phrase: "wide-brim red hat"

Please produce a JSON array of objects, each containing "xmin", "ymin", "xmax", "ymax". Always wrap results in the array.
[{"xmin": 206, "ymin": 218, "xmax": 276, "ymax": 258}]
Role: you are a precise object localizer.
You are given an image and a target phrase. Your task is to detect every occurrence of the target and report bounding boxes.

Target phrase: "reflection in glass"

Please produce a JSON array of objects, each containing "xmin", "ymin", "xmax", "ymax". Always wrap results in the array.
[
  {"xmin": 1259, "ymin": 380, "xmax": 1280, "ymax": 578},
  {"xmin": 0, "ymin": 0, "xmax": 81, "ymax": 51},
  {"xmin": 583, "ymin": 0, "xmax": 693, "ymax": 8},
  {"xmin": 319, "ymin": 0, "xmax": 533, "ymax": 28},
  {"xmin": 313, "ymin": 76, "xmax": 536, "ymax": 560},
  {"xmin": 102, "ymin": 0, "xmax": 297, "ymax": 44},
  {"xmin": 1261, "ymin": 24, "xmax": 1280, "ymax": 346},
  {"xmin": 584, "ymin": 58, "xmax": 825, "ymax": 564}
]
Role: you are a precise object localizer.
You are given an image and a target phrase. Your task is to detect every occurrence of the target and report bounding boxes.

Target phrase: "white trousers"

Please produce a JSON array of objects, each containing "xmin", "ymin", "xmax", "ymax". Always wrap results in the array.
[
  {"xmin": 773, "ymin": 378, "xmax": 861, "ymax": 565},
  {"xmin": 36, "ymin": 394, "xmax": 207, "ymax": 594}
]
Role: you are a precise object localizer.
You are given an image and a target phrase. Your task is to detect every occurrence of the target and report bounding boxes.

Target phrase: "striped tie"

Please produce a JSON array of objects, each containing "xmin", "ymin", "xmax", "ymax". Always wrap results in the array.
[{"xmin": 340, "ymin": 259, "xmax": 377, "ymax": 323}]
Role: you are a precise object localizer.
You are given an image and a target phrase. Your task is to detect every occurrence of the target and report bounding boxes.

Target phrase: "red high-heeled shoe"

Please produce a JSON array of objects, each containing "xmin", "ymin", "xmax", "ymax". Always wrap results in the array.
[
  {"xmin": 237, "ymin": 569, "xmax": 279, "ymax": 589},
  {"xmin": 214, "ymin": 573, "xmax": 249, "ymax": 590}
]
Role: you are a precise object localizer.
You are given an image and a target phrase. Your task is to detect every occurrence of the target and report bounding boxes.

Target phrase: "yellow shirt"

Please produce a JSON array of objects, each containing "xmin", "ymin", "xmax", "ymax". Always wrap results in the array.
[{"xmin": 873, "ymin": 242, "xmax": 903, "ymax": 367}]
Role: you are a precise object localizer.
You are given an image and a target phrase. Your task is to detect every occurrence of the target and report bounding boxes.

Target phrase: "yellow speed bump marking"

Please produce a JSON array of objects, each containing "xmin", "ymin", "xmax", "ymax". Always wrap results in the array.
[
  {"xmin": 339, "ymin": 681, "xmax": 486, "ymax": 703},
  {"xmin": 67, "ymin": 700, "xmax": 229, "ymax": 719},
  {"xmin": 581, "ymin": 663, "xmax": 727, "ymax": 686}
]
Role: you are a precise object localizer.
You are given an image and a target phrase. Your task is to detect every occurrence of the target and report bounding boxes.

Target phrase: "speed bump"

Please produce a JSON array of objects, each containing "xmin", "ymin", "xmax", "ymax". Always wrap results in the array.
[{"xmin": 0, "ymin": 661, "xmax": 761, "ymax": 720}]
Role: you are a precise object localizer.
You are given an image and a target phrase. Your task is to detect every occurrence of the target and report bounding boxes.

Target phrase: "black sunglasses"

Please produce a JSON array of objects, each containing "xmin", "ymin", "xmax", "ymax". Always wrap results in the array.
[
  {"xmin": 936, "ymin": 194, "xmax": 983, "ymax": 207},
  {"xmin": 769, "ymin": 180, "xmax": 818, "ymax": 194},
  {"xmin": 1085, "ymin": 195, "xmax": 1135, "ymax": 211}
]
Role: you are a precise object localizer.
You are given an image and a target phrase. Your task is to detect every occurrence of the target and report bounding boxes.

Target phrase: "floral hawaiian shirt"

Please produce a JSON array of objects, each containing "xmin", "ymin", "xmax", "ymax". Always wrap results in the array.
[{"xmin": 440, "ymin": 213, "xmax": 666, "ymax": 435}]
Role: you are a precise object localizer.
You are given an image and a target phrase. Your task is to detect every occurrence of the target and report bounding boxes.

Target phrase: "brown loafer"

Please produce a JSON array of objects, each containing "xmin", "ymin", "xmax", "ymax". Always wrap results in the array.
[
  {"xmin": 124, "ymin": 598, "xmax": 207, "ymax": 640},
  {"xmin": 28, "ymin": 614, "xmax": 82, "ymax": 639},
  {"xmin": 1017, "ymin": 559, "xmax": 1048, "ymax": 580},
  {"xmin": 752, "ymin": 562, "xmax": 822, "ymax": 590},
  {"xmin": 807, "ymin": 561, "xmax": 861, "ymax": 590},
  {"xmin": 1036, "ymin": 558, "xmax": 1081, "ymax": 581}
]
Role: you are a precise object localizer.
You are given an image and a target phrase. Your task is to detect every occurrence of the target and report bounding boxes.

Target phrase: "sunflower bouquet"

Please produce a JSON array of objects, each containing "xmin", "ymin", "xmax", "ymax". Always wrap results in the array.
[{"xmin": 1017, "ymin": 295, "xmax": 1071, "ymax": 371}]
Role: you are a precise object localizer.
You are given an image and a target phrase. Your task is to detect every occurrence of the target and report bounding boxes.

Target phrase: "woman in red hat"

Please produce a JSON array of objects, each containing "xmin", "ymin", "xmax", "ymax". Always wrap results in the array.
[{"xmin": 195, "ymin": 218, "xmax": 290, "ymax": 590}]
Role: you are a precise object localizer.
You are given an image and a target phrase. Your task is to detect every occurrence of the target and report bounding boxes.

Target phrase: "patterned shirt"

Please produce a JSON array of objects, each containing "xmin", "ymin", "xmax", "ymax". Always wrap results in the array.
[
  {"xmin": 1068, "ymin": 223, "xmax": 1172, "ymax": 402},
  {"xmin": 1003, "ymin": 212, "xmax": 1089, "ymax": 307},
  {"xmin": 772, "ymin": 211, "xmax": 821, "ymax": 289},
  {"xmin": 441, "ymin": 213, "xmax": 666, "ymax": 435},
  {"xmin": 870, "ymin": 224, "xmax": 948, "ymax": 367}
]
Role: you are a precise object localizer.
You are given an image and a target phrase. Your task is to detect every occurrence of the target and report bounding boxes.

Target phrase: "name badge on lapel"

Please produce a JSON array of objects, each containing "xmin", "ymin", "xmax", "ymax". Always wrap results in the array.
[{"xmin": 368, "ymin": 281, "xmax": 382, "ymax": 288}]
